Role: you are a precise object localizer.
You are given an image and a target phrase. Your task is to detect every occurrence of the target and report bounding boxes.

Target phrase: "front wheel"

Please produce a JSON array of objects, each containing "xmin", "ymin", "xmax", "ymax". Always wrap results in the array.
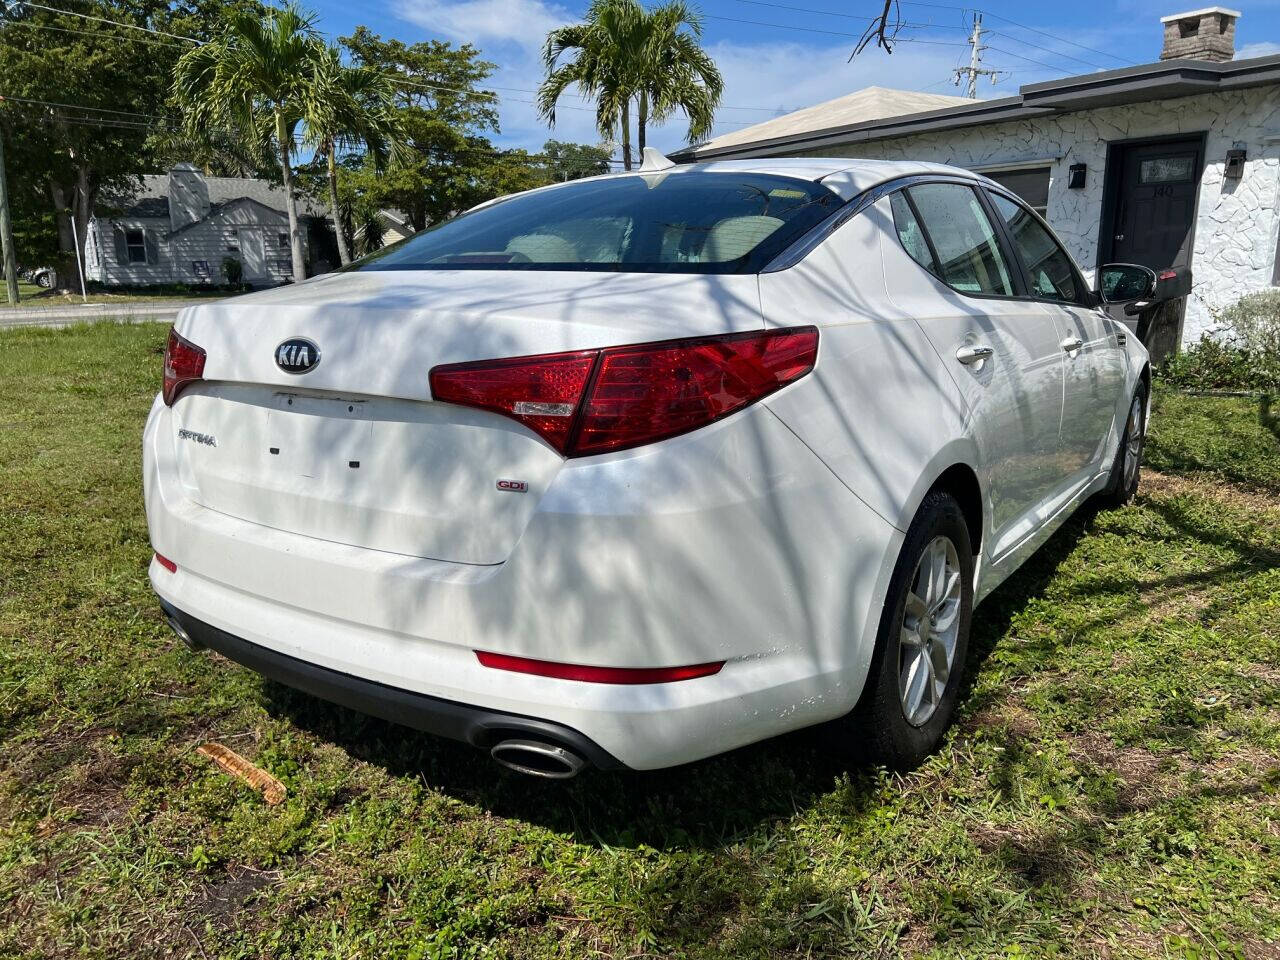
[
  {"xmin": 1097, "ymin": 383, "xmax": 1147, "ymax": 508},
  {"xmin": 847, "ymin": 489, "xmax": 974, "ymax": 770}
]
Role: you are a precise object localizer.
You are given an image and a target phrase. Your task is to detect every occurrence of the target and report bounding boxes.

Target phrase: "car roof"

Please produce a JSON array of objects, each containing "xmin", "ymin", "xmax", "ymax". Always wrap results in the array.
[
  {"xmin": 627, "ymin": 157, "xmax": 984, "ymax": 201},
  {"xmin": 463, "ymin": 157, "xmax": 989, "ymax": 216}
]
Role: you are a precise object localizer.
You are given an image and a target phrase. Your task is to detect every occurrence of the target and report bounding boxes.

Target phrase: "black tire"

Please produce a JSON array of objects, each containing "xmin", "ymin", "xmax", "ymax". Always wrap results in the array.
[
  {"xmin": 1096, "ymin": 381, "xmax": 1148, "ymax": 508},
  {"xmin": 848, "ymin": 489, "xmax": 975, "ymax": 770}
]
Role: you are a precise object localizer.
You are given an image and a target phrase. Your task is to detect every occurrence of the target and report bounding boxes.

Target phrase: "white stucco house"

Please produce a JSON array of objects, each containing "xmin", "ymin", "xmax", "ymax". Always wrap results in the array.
[
  {"xmin": 85, "ymin": 164, "xmax": 337, "ymax": 287},
  {"xmin": 672, "ymin": 6, "xmax": 1280, "ymax": 348}
]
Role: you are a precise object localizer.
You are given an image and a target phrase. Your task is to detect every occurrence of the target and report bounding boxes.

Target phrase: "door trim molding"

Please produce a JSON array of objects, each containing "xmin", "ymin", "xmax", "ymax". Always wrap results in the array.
[{"xmin": 1096, "ymin": 131, "xmax": 1208, "ymax": 271}]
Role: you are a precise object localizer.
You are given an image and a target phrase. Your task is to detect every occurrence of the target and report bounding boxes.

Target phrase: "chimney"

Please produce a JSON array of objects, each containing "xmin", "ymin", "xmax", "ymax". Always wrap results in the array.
[
  {"xmin": 1160, "ymin": 7, "xmax": 1240, "ymax": 62},
  {"xmin": 168, "ymin": 163, "xmax": 210, "ymax": 231}
]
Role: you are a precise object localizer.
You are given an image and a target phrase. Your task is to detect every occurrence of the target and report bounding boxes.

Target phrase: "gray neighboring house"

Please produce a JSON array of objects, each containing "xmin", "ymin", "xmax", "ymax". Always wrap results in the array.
[
  {"xmin": 85, "ymin": 164, "xmax": 336, "ymax": 287},
  {"xmin": 673, "ymin": 6, "xmax": 1280, "ymax": 346}
]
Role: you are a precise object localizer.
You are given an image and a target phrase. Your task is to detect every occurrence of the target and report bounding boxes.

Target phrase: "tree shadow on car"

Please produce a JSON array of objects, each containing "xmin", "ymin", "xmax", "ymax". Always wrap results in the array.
[{"xmin": 263, "ymin": 508, "xmax": 1098, "ymax": 853}]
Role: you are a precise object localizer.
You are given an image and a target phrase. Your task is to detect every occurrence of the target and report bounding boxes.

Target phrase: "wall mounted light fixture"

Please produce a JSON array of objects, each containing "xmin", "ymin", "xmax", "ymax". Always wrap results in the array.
[
  {"xmin": 1067, "ymin": 163, "xmax": 1087, "ymax": 189},
  {"xmin": 1225, "ymin": 147, "xmax": 1246, "ymax": 180}
]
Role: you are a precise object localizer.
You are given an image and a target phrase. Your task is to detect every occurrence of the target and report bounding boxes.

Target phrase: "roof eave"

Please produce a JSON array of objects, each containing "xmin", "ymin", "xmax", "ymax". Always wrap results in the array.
[{"xmin": 672, "ymin": 53, "xmax": 1280, "ymax": 162}]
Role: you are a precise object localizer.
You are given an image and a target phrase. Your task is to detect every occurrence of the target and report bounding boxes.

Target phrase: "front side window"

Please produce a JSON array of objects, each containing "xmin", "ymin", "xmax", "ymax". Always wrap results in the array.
[
  {"xmin": 125, "ymin": 229, "xmax": 147, "ymax": 264},
  {"xmin": 349, "ymin": 172, "xmax": 842, "ymax": 274},
  {"xmin": 988, "ymin": 193, "xmax": 1081, "ymax": 303},
  {"xmin": 904, "ymin": 183, "xmax": 1014, "ymax": 296}
]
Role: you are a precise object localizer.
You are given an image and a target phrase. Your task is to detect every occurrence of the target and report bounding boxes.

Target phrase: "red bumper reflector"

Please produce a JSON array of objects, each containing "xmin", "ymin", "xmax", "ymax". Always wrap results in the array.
[
  {"xmin": 475, "ymin": 651, "xmax": 724, "ymax": 684},
  {"xmin": 154, "ymin": 552, "xmax": 177, "ymax": 573}
]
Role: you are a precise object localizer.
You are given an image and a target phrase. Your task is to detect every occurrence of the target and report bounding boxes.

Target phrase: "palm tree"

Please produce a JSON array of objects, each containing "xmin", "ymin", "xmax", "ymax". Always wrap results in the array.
[
  {"xmin": 300, "ymin": 48, "xmax": 403, "ymax": 265},
  {"xmin": 173, "ymin": 4, "xmax": 327, "ymax": 280},
  {"xmin": 539, "ymin": 0, "xmax": 642, "ymax": 170},
  {"xmin": 538, "ymin": 0, "xmax": 722, "ymax": 171},
  {"xmin": 634, "ymin": 0, "xmax": 722, "ymax": 153}
]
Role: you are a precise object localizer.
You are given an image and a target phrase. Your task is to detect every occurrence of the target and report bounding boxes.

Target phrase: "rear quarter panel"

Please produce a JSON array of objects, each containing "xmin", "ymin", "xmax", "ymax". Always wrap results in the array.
[{"xmin": 759, "ymin": 199, "xmax": 976, "ymax": 538}]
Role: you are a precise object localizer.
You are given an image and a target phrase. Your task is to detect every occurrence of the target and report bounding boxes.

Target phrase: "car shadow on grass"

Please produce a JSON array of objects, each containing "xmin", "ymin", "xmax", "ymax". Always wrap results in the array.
[{"xmin": 262, "ymin": 507, "xmax": 1098, "ymax": 853}]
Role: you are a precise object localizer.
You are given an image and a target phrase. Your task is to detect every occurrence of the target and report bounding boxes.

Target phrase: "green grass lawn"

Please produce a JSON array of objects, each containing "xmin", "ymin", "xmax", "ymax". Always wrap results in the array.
[{"xmin": 1, "ymin": 322, "xmax": 1278, "ymax": 959}]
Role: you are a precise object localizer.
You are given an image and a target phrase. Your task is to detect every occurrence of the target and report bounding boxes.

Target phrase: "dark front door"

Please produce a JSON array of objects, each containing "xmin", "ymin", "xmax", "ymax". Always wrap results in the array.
[{"xmin": 1106, "ymin": 137, "xmax": 1203, "ymax": 271}]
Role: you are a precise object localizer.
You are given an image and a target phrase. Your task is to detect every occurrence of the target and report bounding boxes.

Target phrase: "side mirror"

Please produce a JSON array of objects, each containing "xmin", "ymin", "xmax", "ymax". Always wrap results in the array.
[{"xmin": 1098, "ymin": 263, "xmax": 1157, "ymax": 304}]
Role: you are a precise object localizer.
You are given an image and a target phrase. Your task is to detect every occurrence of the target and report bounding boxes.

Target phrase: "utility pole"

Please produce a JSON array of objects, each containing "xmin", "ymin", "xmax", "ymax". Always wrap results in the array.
[
  {"xmin": 0, "ymin": 107, "xmax": 19, "ymax": 305},
  {"xmin": 953, "ymin": 14, "xmax": 1006, "ymax": 99}
]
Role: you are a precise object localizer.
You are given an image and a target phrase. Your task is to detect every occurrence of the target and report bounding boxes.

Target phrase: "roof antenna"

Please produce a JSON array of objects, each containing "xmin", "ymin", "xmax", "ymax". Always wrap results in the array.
[{"xmin": 639, "ymin": 147, "xmax": 675, "ymax": 172}]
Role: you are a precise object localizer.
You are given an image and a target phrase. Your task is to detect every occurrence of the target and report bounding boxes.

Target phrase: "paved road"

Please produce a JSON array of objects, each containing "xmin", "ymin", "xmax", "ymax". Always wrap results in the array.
[{"xmin": 0, "ymin": 299, "xmax": 210, "ymax": 331}]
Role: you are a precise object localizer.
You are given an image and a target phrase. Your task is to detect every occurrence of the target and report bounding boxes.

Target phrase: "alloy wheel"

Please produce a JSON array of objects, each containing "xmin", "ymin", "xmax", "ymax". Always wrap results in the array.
[
  {"xmin": 898, "ymin": 535, "xmax": 962, "ymax": 727},
  {"xmin": 1123, "ymin": 394, "xmax": 1143, "ymax": 490}
]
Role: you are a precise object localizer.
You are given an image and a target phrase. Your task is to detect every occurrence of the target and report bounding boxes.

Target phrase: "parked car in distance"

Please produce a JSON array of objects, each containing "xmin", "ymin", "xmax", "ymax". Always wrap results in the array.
[
  {"xmin": 19, "ymin": 265, "xmax": 55, "ymax": 288},
  {"xmin": 145, "ymin": 158, "xmax": 1150, "ymax": 778}
]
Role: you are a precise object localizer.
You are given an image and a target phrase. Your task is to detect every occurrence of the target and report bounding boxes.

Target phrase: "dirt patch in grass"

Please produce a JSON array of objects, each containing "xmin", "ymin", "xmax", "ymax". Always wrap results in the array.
[{"xmin": 1145, "ymin": 469, "xmax": 1280, "ymax": 513}]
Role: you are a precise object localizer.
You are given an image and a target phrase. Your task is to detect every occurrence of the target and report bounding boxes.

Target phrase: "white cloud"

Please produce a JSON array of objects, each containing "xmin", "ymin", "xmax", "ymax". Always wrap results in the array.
[
  {"xmin": 392, "ymin": 0, "xmax": 571, "ymax": 48},
  {"xmin": 1238, "ymin": 41, "xmax": 1280, "ymax": 59},
  {"xmin": 387, "ymin": 0, "xmax": 1047, "ymax": 157}
]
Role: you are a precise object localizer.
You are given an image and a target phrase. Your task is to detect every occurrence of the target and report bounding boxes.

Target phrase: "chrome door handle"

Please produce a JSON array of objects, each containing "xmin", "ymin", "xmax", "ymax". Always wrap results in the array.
[
  {"xmin": 955, "ymin": 344, "xmax": 994, "ymax": 365},
  {"xmin": 1061, "ymin": 336, "xmax": 1084, "ymax": 353}
]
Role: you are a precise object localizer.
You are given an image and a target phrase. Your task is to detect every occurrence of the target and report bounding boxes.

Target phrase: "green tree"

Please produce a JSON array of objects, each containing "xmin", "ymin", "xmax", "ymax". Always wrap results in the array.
[
  {"xmin": 632, "ymin": 0, "xmax": 721, "ymax": 153},
  {"xmin": 540, "ymin": 139, "xmax": 613, "ymax": 181},
  {"xmin": 539, "ymin": 0, "xmax": 640, "ymax": 169},
  {"xmin": 300, "ymin": 48, "xmax": 403, "ymax": 265},
  {"xmin": 0, "ymin": 0, "xmax": 190, "ymax": 286},
  {"xmin": 173, "ymin": 3, "xmax": 327, "ymax": 279},
  {"xmin": 538, "ymin": 0, "xmax": 721, "ymax": 171},
  {"xmin": 339, "ymin": 27, "xmax": 503, "ymax": 231}
]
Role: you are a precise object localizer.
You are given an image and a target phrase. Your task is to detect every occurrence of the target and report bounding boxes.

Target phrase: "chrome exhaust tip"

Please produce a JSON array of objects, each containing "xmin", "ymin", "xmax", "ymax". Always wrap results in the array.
[
  {"xmin": 165, "ymin": 613, "xmax": 203, "ymax": 651},
  {"xmin": 490, "ymin": 738, "xmax": 586, "ymax": 779}
]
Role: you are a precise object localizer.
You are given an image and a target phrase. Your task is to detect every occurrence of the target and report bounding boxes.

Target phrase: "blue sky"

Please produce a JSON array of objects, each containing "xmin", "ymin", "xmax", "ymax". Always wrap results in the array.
[{"xmin": 304, "ymin": 0, "xmax": 1280, "ymax": 155}]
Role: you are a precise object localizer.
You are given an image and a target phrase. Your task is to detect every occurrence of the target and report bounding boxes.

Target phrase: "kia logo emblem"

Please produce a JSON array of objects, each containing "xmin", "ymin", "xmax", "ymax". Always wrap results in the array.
[{"xmin": 275, "ymin": 337, "xmax": 320, "ymax": 374}]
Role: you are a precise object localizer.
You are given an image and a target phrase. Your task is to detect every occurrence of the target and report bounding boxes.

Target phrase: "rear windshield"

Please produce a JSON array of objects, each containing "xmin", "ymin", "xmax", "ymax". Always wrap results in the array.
[{"xmin": 349, "ymin": 171, "xmax": 842, "ymax": 274}]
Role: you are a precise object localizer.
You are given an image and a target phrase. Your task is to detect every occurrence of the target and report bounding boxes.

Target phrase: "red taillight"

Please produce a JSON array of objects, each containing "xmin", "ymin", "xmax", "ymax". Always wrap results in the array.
[
  {"xmin": 429, "ymin": 327, "xmax": 817, "ymax": 456},
  {"xmin": 154, "ymin": 552, "xmax": 177, "ymax": 573},
  {"xmin": 429, "ymin": 350, "xmax": 596, "ymax": 450},
  {"xmin": 475, "ymin": 650, "xmax": 724, "ymax": 684},
  {"xmin": 163, "ymin": 327, "xmax": 206, "ymax": 406}
]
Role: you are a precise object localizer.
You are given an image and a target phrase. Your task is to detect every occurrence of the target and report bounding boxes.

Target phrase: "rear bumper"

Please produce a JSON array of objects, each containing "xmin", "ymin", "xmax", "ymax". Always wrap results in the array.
[
  {"xmin": 144, "ymin": 391, "xmax": 902, "ymax": 769},
  {"xmin": 161, "ymin": 601, "xmax": 625, "ymax": 769}
]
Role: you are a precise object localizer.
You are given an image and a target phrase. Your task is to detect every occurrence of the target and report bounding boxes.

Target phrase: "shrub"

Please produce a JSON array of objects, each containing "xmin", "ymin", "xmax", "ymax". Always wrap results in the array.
[
  {"xmin": 1162, "ymin": 292, "xmax": 1280, "ymax": 392},
  {"xmin": 221, "ymin": 257, "xmax": 243, "ymax": 285},
  {"xmin": 1162, "ymin": 335, "xmax": 1258, "ymax": 390}
]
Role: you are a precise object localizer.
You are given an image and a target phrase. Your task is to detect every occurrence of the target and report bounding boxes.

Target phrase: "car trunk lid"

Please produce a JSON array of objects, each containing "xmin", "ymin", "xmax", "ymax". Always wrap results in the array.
[{"xmin": 169, "ymin": 269, "xmax": 763, "ymax": 565}]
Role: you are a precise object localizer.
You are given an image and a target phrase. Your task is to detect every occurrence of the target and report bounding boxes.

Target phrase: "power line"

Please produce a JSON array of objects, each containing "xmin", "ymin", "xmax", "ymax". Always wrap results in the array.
[
  {"xmin": 985, "ymin": 44, "xmax": 1081, "ymax": 73},
  {"xmin": 703, "ymin": 13, "xmax": 969, "ymax": 45},
  {"xmin": 895, "ymin": 0, "xmax": 1136, "ymax": 65},
  {"xmin": 0, "ymin": 17, "xmax": 190, "ymax": 47},
  {"xmin": 7, "ymin": 101, "xmax": 629, "ymax": 165},
  {"xmin": 725, "ymin": 0, "xmax": 1135, "ymax": 70},
  {"xmin": 732, "ymin": 0, "xmax": 966, "ymax": 30},
  {"xmin": 13, "ymin": 0, "xmax": 199, "ymax": 42},
  {"xmin": 986, "ymin": 29, "xmax": 1114, "ymax": 72}
]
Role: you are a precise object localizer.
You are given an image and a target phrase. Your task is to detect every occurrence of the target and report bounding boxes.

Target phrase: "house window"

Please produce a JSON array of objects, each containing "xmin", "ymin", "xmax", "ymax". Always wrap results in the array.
[
  {"xmin": 278, "ymin": 232, "xmax": 289, "ymax": 249},
  {"xmin": 125, "ymin": 229, "xmax": 147, "ymax": 264},
  {"xmin": 1139, "ymin": 157, "xmax": 1195, "ymax": 184},
  {"xmin": 984, "ymin": 167, "xmax": 1051, "ymax": 217},
  {"xmin": 192, "ymin": 260, "xmax": 211, "ymax": 280}
]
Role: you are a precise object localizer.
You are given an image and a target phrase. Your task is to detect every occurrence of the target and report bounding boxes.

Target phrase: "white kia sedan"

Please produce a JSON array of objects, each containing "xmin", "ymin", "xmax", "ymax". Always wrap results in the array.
[{"xmin": 145, "ymin": 158, "xmax": 1151, "ymax": 778}]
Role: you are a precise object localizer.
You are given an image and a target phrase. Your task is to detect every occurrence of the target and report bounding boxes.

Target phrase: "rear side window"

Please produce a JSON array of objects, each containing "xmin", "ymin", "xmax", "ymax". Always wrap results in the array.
[
  {"xmin": 988, "ymin": 192, "xmax": 1082, "ymax": 304},
  {"xmin": 902, "ymin": 183, "xmax": 1014, "ymax": 296},
  {"xmin": 350, "ymin": 172, "xmax": 842, "ymax": 275},
  {"xmin": 889, "ymin": 191, "xmax": 939, "ymax": 277}
]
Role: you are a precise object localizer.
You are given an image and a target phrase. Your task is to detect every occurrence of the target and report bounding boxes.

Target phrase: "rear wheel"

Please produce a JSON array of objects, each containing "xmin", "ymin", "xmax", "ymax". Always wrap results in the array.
[
  {"xmin": 1097, "ymin": 383, "xmax": 1147, "ymax": 508},
  {"xmin": 848, "ymin": 489, "xmax": 974, "ymax": 770}
]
